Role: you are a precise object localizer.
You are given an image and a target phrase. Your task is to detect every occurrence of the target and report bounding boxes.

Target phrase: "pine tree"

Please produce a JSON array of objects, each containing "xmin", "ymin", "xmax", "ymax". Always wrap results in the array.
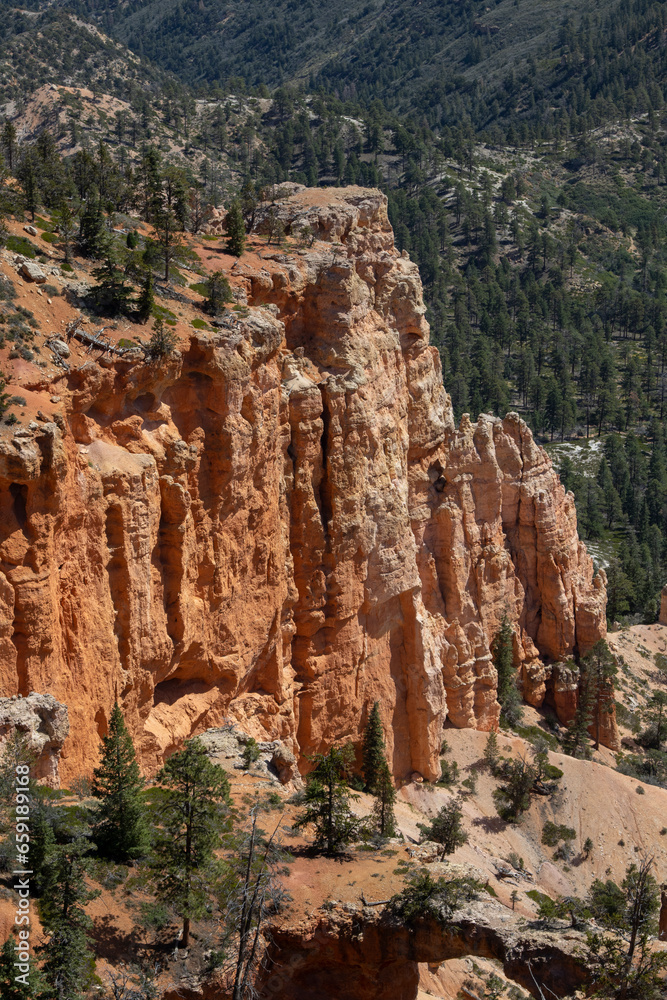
[
  {"xmin": 418, "ymin": 799, "xmax": 468, "ymax": 859},
  {"xmin": 372, "ymin": 759, "xmax": 397, "ymax": 839},
  {"xmin": 562, "ymin": 665, "xmax": 593, "ymax": 759},
  {"xmin": 0, "ymin": 151, "xmax": 8, "ymax": 250},
  {"xmin": 492, "ymin": 757, "xmax": 536, "ymax": 822},
  {"xmin": 492, "ymin": 613, "xmax": 523, "ymax": 725},
  {"xmin": 204, "ymin": 271, "xmax": 233, "ymax": 316},
  {"xmin": 146, "ymin": 316, "xmax": 177, "ymax": 360},
  {"xmin": 91, "ymin": 241, "xmax": 132, "ymax": 315},
  {"xmin": 38, "ymin": 839, "xmax": 99, "ymax": 1000},
  {"xmin": 153, "ymin": 207, "xmax": 185, "ymax": 282},
  {"xmin": 483, "ymin": 730, "xmax": 500, "ymax": 774},
  {"xmin": 0, "ymin": 936, "xmax": 47, "ymax": 999},
  {"xmin": 585, "ymin": 858, "xmax": 667, "ymax": 1000},
  {"xmin": 51, "ymin": 203, "xmax": 78, "ymax": 265},
  {"xmin": 140, "ymin": 146, "xmax": 163, "ymax": 222},
  {"xmin": 152, "ymin": 738, "xmax": 231, "ymax": 948},
  {"xmin": 641, "ymin": 691, "xmax": 667, "ymax": 750},
  {"xmin": 16, "ymin": 151, "xmax": 37, "ymax": 222},
  {"xmin": 136, "ymin": 269, "xmax": 155, "ymax": 323},
  {"xmin": 31, "ymin": 800, "xmax": 56, "ymax": 895},
  {"xmin": 294, "ymin": 744, "xmax": 360, "ymax": 854},
  {"xmin": 77, "ymin": 198, "xmax": 106, "ymax": 258},
  {"xmin": 361, "ymin": 701, "xmax": 385, "ymax": 792},
  {"xmin": 583, "ymin": 640, "xmax": 617, "ymax": 750},
  {"xmin": 1, "ymin": 122, "xmax": 17, "ymax": 173},
  {"xmin": 225, "ymin": 200, "xmax": 246, "ymax": 257},
  {"xmin": 92, "ymin": 702, "xmax": 149, "ymax": 863}
]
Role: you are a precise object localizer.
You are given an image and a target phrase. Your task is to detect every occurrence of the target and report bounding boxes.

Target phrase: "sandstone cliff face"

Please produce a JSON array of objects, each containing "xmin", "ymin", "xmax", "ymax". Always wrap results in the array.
[{"xmin": 0, "ymin": 187, "xmax": 607, "ymax": 781}]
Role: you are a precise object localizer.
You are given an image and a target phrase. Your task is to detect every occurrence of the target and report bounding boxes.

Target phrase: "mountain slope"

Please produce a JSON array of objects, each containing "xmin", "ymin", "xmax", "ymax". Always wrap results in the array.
[
  {"xmin": 51, "ymin": 0, "xmax": 667, "ymax": 142},
  {"xmin": 59, "ymin": 0, "xmax": 587, "ymax": 100},
  {"xmin": 0, "ymin": 2, "xmax": 186, "ymax": 107}
]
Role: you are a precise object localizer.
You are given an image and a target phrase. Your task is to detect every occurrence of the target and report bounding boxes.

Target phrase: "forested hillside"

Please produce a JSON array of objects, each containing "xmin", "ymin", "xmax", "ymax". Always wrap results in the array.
[
  {"xmin": 3, "ymin": 0, "xmax": 667, "ymax": 624},
  {"xmin": 61, "ymin": 0, "xmax": 573, "ymax": 97},
  {"xmin": 61, "ymin": 0, "xmax": 667, "ymax": 136}
]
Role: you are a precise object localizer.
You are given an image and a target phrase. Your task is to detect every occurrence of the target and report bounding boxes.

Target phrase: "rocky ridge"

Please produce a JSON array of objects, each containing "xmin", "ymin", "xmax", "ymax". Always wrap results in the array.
[{"xmin": 0, "ymin": 186, "xmax": 609, "ymax": 782}]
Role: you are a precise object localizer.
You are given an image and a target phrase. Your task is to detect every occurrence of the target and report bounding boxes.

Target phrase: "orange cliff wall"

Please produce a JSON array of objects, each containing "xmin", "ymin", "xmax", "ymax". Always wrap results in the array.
[{"xmin": 0, "ymin": 187, "xmax": 609, "ymax": 783}]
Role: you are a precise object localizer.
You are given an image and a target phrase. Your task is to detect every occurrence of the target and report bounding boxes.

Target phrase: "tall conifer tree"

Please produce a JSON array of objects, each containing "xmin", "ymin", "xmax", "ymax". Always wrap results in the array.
[
  {"xmin": 584, "ymin": 640, "xmax": 617, "ymax": 751},
  {"xmin": 92, "ymin": 702, "xmax": 149, "ymax": 862},
  {"xmin": 295, "ymin": 745, "xmax": 360, "ymax": 855},
  {"xmin": 0, "ymin": 936, "xmax": 47, "ymax": 999},
  {"xmin": 225, "ymin": 200, "xmax": 246, "ymax": 257},
  {"xmin": 372, "ymin": 759, "xmax": 397, "ymax": 839},
  {"xmin": 562, "ymin": 665, "xmax": 593, "ymax": 759},
  {"xmin": 152, "ymin": 738, "xmax": 231, "ymax": 948},
  {"xmin": 361, "ymin": 701, "xmax": 385, "ymax": 792},
  {"xmin": 38, "ymin": 840, "xmax": 98, "ymax": 1000}
]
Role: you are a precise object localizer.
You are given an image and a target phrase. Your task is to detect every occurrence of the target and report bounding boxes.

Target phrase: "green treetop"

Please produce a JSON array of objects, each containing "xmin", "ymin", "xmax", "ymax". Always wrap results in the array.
[
  {"xmin": 372, "ymin": 758, "xmax": 397, "ymax": 839},
  {"xmin": 492, "ymin": 612, "xmax": 523, "ymax": 725},
  {"xmin": 583, "ymin": 639, "xmax": 617, "ymax": 751},
  {"xmin": 0, "ymin": 936, "xmax": 47, "ymax": 1000},
  {"xmin": 562, "ymin": 663, "xmax": 593, "ymax": 759}
]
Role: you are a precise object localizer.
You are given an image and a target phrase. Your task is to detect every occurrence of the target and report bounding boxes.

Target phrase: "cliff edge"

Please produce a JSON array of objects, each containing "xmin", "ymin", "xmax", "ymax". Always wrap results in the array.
[{"xmin": 0, "ymin": 186, "xmax": 608, "ymax": 781}]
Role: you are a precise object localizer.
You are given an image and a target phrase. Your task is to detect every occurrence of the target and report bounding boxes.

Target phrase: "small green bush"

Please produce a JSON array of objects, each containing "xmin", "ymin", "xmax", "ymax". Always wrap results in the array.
[
  {"xmin": 137, "ymin": 901, "xmax": 171, "ymax": 931},
  {"xmin": 241, "ymin": 738, "xmax": 261, "ymax": 769},
  {"xmin": 7, "ymin": 235, "xmax": 38, "ymax": 258},
  {"xmin": 437, "ymin": 758, "xmax": 459, "ymax": 787},
  {"xmin": 526, "ymin": 888, "xmax": 551, "ymax": 906},
  {"xmin": 541, "ymin": 821, "xmax": 576, "ymax": 847}
]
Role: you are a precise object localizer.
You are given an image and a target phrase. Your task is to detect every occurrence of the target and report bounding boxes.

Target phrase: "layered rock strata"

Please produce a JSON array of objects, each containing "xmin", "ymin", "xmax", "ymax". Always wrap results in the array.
[{"xmin": 0, "ymin": 187, "xmax": 607, "ymax": 781}]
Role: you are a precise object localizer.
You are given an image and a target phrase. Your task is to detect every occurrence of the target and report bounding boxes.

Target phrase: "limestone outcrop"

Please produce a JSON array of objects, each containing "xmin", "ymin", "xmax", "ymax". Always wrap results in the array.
[
  {"xmin": 0, "ymin": 187, "xmax": 607, "ymax": 783},
  {"xmin": 0, "ymin": 692, "xmax": 69, "ymax": 785}
]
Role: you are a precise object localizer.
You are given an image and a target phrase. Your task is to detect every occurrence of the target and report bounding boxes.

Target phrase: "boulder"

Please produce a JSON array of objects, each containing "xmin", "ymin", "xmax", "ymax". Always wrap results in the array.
[
  {"xmin": 19, "ymin": 260, "xmax": 46, "ymax": 283},
  {"xmin": 48, "ymin": 338, "xmax": 70, "ymax": 358},
  {"xmin": 270, "ymin": 743, "xmax": 299, "ymax": 784},
  {"xmin": 0, "ymin": 693, "xmax": 69, "ymax": 786}
]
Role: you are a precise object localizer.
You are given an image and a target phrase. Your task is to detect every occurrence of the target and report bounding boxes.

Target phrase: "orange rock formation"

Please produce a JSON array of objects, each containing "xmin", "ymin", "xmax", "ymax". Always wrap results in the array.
[{"xmin": 0, "ymin": 187, "xmax": 608, "ymax": 782}]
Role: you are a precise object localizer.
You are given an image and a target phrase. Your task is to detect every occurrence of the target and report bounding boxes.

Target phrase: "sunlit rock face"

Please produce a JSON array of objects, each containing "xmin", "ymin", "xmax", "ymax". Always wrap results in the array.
[{"xmin": 0, "ymin": 186, "xmax": 607, "ymax": 783}]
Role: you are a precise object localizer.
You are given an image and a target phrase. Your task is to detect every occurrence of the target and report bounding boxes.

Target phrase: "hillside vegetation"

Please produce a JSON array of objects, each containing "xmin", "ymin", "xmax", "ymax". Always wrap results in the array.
[{"xmin": 3, "ymin": 2, "xmax": 667, "ymax": 620}]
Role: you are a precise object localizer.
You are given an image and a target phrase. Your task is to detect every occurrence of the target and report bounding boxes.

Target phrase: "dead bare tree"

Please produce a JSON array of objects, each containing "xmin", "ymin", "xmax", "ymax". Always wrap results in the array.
[{"xmin": 220, "ymin": 810, "xmax": 288, "ymax": 1000}]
